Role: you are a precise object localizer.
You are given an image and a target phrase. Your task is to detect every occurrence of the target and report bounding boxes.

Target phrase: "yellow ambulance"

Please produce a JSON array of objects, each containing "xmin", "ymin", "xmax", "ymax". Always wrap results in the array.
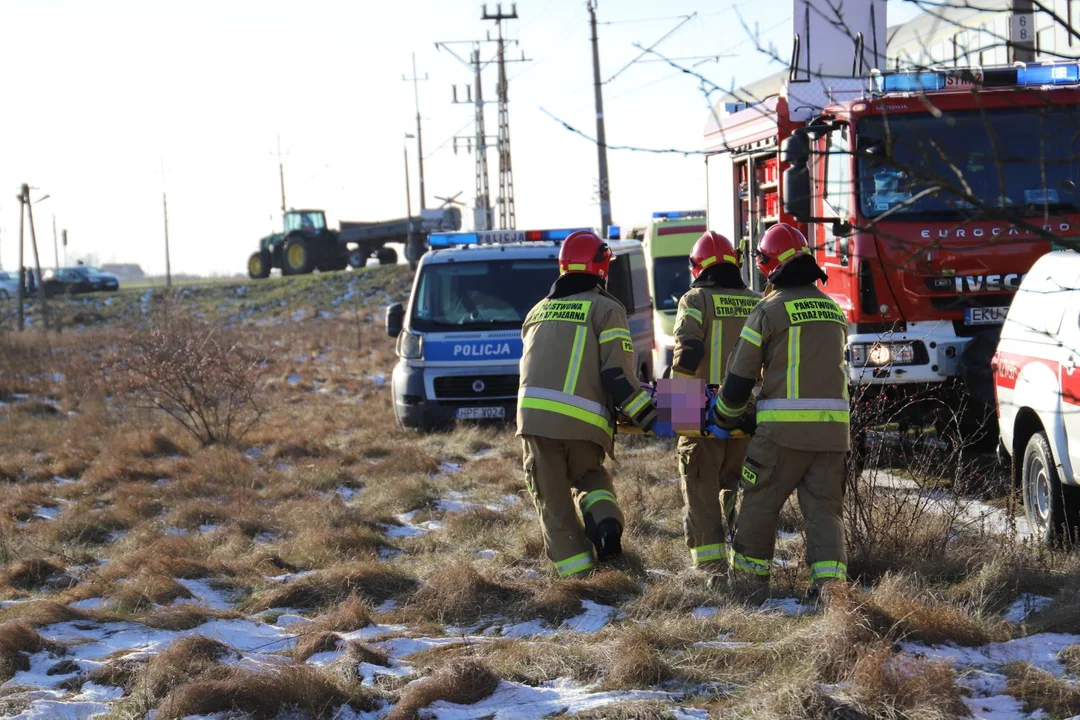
[{"xmin": 642, "ymin": 210, "xmax": 707, "ymax": 378}]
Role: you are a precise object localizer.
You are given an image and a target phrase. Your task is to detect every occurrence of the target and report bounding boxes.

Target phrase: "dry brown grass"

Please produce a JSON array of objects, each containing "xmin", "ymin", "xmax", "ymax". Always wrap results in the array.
[
  {"xmin": 246, "ymin": 562, "xmax": 416, "ymax": 611},
  {"xmin": 0, "ymin": 601, "xmax": 86, "ymax": 626},
  {"xmin": 598, "ymin": 626, "xmax": 673, "ymax": 690},
  {"xmin": 865, "ymin": 574, "xmax": 1008, "ymax": 646},
  {"xmin": 1004, "ymin": 662, "xmax": 1080, "ymax": 717},
  {"xmin": 292, "ymin": 630, "xmax": 343, "ymax": 662},
  {"xmin": 1059, "ymin": 644, "xmax": 1080, "ymax": 675},
  {"xmin": 307, "ymin": 593, "xmax": 372, "ymax": 632},
  {"xmin": 157, "ymin": 665, "xmax": 375, "ymax": 719},
  {"xmin": 0, "ymin": 623, "xmax": 62, "ymax": 682},
  {"xmin": 408, "ymin": 562, "xmax": 526, "ymax": 625},
  {"xmin": 847, "ymin": 644, "xmax": 967, "ymax": 718},
  {"xmin": 0, "ymin": 559, "xmax": 69, "ymax": 591},
  {"xmin": 386, "ymin": 659, "xmax": 500, "ymax": 720}
]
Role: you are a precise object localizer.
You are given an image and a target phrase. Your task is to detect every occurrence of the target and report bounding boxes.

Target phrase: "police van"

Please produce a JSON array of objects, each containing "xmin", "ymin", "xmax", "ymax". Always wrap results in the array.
[
  {"xmin": 385, "ymin": 228, "xmax": 654, "ymax": 430},
  {"xmin": 641, "ymin": 210, "xmax": 708, "ymax": 377}
]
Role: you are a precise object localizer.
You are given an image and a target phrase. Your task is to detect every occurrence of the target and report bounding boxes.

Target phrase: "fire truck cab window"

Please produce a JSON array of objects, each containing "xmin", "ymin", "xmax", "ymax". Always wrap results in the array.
[
  {"xmin": 858, "ymin": 108, "xmax": 1080, "ymax": 220},
  {"xmin": 825, "ymin": 126, "xmax": 851, "ymax": 217}
]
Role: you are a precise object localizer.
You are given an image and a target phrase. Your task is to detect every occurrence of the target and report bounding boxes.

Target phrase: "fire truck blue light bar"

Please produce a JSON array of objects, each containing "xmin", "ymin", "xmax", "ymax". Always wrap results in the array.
[
  {"xmin": 428, "ymin": 228, "xmax": 591, "ymax": 248},
  {"xmin": 876, "ymin": 72, "xmax": 946, "ymax": 92},
  {"xmin": 1018, "ymin": 63, "xmax": 1080, "ymax": 86}
]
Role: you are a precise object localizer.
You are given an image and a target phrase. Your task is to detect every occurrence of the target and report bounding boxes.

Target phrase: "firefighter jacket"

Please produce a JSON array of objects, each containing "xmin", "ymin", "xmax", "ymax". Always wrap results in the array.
[
  {"xmin": 714, "ymin": 284, "xmax": 850, "ymax": 452},
  {"xmin": 671, "ymin": 278, "xmax": 761, "ymax": 383},
  {"xmin": 518, "ymin": 283, "xmax": 656, "ymax": 456}
]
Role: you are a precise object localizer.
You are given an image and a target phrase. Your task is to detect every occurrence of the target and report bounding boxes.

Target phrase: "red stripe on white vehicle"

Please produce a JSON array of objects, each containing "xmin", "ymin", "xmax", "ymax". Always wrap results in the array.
[{"xmin": 993, "ymin": 352, "xmax": 1058, "ymax": 391}]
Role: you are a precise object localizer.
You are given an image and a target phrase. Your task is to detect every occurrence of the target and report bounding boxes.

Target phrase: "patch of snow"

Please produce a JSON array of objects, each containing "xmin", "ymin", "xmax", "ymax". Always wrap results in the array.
[
  {"xmin": 163, "ymin": 527, "xmax": 189, "ymax": 536},
  {"xmin": 336, "ymin": 486, "xmax": 360, "ymax": 502},
  {"xmin": 384, "ymin": 522, "xmax": 427, "ymax": 539},
  {"xmin": 33, "ymin": 506, "xmax": 61, "ymax": 521},
  {"xmin": 286, "ymin": 374, "xmax": 301, "ymax": 386},
  {"xmin": 274, "ymin": 462, "xmax": 291, "ymax": 473},
  {"xmin": 761, "ymin": 597, "xmax": 817, "ymax": 616},
  {"xmin": 560, "ymin": 600, "xmax": 616, "ymax": 634},
  {"xmin": 777, "ymin": 530, "xmax": 800, "ymax": 541},
  {"xmin": 5, "ymin": 650, "xmax": 77, "ymax": 689},
  {"xmin": 245, "ymin": 447, "xmax": 263, "ymax": 460},
  {"xmin": 1004, "ymin": 595, "xmax": 1054, "ymax": 624},
  {"xmin": 420, "ymin": 520, "xmax": 445, "ymax": 531},
  {"xmin": 197, "ymin": 524, "xmax": 219, "ymax": 534},
  {"xmin": 476, "ymin": 549, "xmax": 497, "ymax": 560},
  {"xmin": 692, "ymin": 640, "xmax": 753, "ymax": 649},
  {"xmin": 175, "ymin": 578, "xmax": 232, "ymax": 610},
  {"xmin": 51, "ymin": 476, "xmax": 74, "ymax": 485},
  {"xmin": 488, "ymin": 619, "xmax": 553, "ymax": 639},
  {"xmin": 375, "ymin": 634, "xmax": 493, "ymax": 659},
  {"xmin": 8, "ymin": 682, "xmax": 123, "ymax": 720},
  {"xmin": 291, "ymin": 311, "xmax": 306, "ymax": 322},
  {"xmin": 692, "ymin": 606, "xmax": 720, "ymax": 619},
  {"xmin": 358, "ymin": 661, "xmax": 412, "ymax": 686},
  {"xmin": 964, "ymin": 693, "xmax": 1029, "ymax": 720},
  {"xmin": 268, "ymin": 570, "xmax": 314, "ymax": 584},
  {"xmin": 375, "ymin": 599, "xmax": 398, "ymax": 613},
  {"xmin": 69, "ymin": 597, "xmax": 105, "ymax": 611},
  {"xmin": 423, "ymin": 678, "xmax": 707, "ymax": 720},
  {"xmin": 440, "ymin": 462, "xmax": 463, "ymax": 474},
  {"xmin": 500, "ymin": 493, "xmax": 522, "ymax": 506},
  {"xmin": 902, "ymin": 632, "xmax": 1080, "ymax": 675},
  {"xmin": 305, "ymin": 649, "xmax": 344, "ymax": 666},
  {"xmin": 275, "ymin": 614, "xmax": 313, "ymax": 628},
  {"xmin": 368, "ymin": 373, "xmax": 386, "ymax": 386}
]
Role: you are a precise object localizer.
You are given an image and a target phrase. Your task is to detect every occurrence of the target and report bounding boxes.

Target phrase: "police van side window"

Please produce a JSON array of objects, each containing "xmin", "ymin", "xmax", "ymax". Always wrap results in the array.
[{"xmin": 607, "ymin": 255, "xmax": 635, "ymax": 312}]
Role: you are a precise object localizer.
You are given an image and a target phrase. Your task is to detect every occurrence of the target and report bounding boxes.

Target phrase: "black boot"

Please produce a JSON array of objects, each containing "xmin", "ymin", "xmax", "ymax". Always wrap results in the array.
[{"xmin": 586, "ymin": 517, "xmax": 623, "ymax": 561}]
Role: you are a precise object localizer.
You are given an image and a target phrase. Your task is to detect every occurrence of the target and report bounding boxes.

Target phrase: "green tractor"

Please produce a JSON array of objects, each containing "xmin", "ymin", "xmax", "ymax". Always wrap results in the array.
[{"xmin": 248, "ymin": 209, "xmax": 399, "ymax": 279}]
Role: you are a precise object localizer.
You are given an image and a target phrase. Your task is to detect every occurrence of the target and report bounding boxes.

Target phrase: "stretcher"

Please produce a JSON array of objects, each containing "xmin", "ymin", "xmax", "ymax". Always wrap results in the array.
[{"xmin": 616, "ymin": 380, "xmax": 748, "ymax": 440}]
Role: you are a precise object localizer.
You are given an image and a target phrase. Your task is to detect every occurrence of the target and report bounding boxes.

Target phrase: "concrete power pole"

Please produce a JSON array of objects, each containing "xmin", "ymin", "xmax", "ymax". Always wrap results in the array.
[
  {"xmin": 404, "ymin": 54, "xmax": 428, "ymax": 211},
  {"xmin": 482, "ymin": 3, "xmax": 527, "ymax": 230},
  {"xmin": 162, "ymin": 159, "xmax": 172, "ymax": 288},
  {"xmin": 588, "ymin": 0, "xmax": 612, "ymax": 233},
  {"xmin": 51, "ymin": 214, "xmax": 59, "ymax": 269},
  {"xmin": 16, "ymin": 186, "xmax": 25, "ymax": 331},
  {"xmin": 276, "ymin": 135, "xmax": 287, "ymax": 217},
  {"xmin": 1011, "ymin": 0, "xmax": 1036, "ymax": 63}
]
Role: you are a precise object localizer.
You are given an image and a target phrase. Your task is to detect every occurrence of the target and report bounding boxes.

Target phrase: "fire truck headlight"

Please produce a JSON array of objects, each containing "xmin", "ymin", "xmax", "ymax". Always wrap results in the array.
[{"xmin": 850, "ymin": 342, "xmax": 916, "ymax": 367}]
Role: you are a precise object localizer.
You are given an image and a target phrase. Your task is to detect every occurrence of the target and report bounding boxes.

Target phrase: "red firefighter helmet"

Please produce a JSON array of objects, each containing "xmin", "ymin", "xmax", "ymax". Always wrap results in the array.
[
  {"xmin": 689, "ymin": 231, "xmax": 739, "ymax": 279},
  {"xmin": 756, "ymin": 223, "xmax": 811, "ymax": 279},
  {"xmin": 559, "ymin": 230, "xmax": 612, "ymax": 279}
]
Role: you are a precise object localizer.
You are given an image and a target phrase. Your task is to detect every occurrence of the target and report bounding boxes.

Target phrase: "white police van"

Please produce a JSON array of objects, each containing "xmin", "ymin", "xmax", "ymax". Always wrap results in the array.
[{"xmin": 385, "ymin": 228, "xmax": 654, "ymax": 430}]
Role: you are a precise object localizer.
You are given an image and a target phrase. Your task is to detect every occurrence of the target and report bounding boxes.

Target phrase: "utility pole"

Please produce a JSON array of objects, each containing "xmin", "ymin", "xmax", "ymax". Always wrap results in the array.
[
  {"xmin": 1011, "ymin": 0, "xmax": 1036, "ymax": 63},
  {"xmin": 51, "ymin": 214, "xmax": 59, "ymax": 269},
  {"xmin": 276, "ymin": 135, "xmax": 287, "ymax": 217},
  {"xmin": 16, "ymin": 186, "xmax": 25, "ymax": 331},
  {"xmin": 61, "ymin": 230, "xmax": 67, "ymax": 267},
  {"xmin": 162, "ymin": 159, "xmax": 172, "ymax": 288},
  {"xmin": 404, "ymin": 134, "xmax": 415, "ymax": 261},
  {"xmin": 482, "ymin": 3, "xmax": 527, "ymax": 230},
  {"xmin": 588, "ymin": 0, "xmax": 612, "ymax": 233},
  {"xmin": 26, "ymin": 192, "xmax": 49, "ymax": 331},
  {"xmin": 403, "ymin": 54, "xmax": 428, "ymax": 211},
  {"xmin": 440, "ymin": 40, "xmax": 495, "ymax": 232}
]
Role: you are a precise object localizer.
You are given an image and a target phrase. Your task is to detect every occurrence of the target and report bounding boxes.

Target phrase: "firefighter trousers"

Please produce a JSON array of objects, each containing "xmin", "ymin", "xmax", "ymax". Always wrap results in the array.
[
  {"xmin": 678, "ymin": 436, "xmax": 747, "ymax": 568},
  {"xmin": 521, "ymin": 435, "xmax": 625, "ymax": 577},
  {"xmin": 730, "ymin": 433, "xmax": 847, "ymax": 585}
]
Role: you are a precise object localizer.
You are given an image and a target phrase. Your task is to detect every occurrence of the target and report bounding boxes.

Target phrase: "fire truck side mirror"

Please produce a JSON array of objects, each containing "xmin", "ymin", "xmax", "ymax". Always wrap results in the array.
[
  {"xmin": 782, "ymin": 165, "xmax": 812, "ymax": 221},
  {"xmin": 780, "ymin": 133, "xmax": 810, "ymax": 165}
]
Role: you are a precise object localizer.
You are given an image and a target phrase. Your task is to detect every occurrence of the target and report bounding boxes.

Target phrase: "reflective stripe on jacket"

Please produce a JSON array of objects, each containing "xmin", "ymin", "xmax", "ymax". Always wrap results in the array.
[
  {"xmin": 517, "ymin": 287, "xmax": 655, "ymax": 455},
  {"xmin": 724, "ymin": 285, "xmax": 850, "ymax": 452}
]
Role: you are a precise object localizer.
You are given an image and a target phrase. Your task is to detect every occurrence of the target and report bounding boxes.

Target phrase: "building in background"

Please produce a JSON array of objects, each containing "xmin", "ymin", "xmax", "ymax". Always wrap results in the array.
[
  {"xmin": 100, "ymin": 263, "xmax": 145, "ymax": 281},
  {"xmin": 887, "ymin": 0, "xmax": 1080, "ymax": 68}
]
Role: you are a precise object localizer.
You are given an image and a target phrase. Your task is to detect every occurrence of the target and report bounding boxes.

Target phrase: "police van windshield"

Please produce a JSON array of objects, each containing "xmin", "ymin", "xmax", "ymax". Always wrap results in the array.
[
  {"xmin": 858, "ymin": 107, "xmax": 1080, "ymax": 220},
  {"xmin": 410, "ymin": 259, "xmax": 558, "ymax": 332},
  {"xmin": 652, "ymin": 256, "xmax": 691, "ymax": 313}
]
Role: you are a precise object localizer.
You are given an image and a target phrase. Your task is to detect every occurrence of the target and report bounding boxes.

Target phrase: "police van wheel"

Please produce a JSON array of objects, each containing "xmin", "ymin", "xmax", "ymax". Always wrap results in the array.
[{"xmin": 1023, "ymin": 431, "xmax": 1080, "ymax": 546}]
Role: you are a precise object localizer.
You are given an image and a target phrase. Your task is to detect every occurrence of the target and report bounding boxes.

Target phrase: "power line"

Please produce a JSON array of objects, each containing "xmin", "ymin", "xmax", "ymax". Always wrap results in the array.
[
  {"xmin": 539, "ymin": 107, "xmax": 706, "ymax": 156},
  {"xmin": 602, "ymin": 12, "xmax": 697, "ymax": 85}
]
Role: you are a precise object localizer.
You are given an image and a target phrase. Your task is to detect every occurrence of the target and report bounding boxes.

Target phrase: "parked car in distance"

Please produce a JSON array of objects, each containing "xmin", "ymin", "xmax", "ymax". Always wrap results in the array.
[
  {"xmin": 994, "ymin": 250, "xmax": 1080, "ymax": 547},
  {"xmin": 0, "ymin": 271, "xmax": 19, "ymax": 299},
  {"xmin": 42, "ymin": 266, "xmax": 120, "ymax": 296}
]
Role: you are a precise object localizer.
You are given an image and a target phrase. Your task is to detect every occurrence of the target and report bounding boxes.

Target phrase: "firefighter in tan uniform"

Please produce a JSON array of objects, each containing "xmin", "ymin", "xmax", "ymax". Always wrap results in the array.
[
  {"xmin": 670, "ymin": 231, "xmax": 761, "ymax": 571},
  {"xmin": 518, "ymin": 231, "xmax": 675, "ymax": 578},
  {"xmin": 712, "ymin": 224, "xmax": 850, "ymax": 601}
]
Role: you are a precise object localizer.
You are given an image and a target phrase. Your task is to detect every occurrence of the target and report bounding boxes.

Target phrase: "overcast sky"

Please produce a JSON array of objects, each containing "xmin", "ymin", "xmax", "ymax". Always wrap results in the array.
[{"xmin": 0, "ymin": 0, "xmax": 923, "ymax": 276}]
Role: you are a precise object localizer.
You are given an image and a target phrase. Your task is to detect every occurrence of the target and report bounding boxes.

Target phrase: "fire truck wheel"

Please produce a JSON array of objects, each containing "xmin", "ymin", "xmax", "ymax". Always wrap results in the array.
[
  {"xmin": 1023, "ymin": 431, "xmax": 1080, "ymax": 547},
  {"xmin": 376, "ymin": 247, "xmax": 398, "ymax": 265}
]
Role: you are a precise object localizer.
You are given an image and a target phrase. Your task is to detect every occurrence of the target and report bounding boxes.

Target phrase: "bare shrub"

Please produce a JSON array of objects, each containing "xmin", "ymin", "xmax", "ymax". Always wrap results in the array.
[{"xmin": 112, "ymin": 303, "xmax": 267, "ymax": 446}]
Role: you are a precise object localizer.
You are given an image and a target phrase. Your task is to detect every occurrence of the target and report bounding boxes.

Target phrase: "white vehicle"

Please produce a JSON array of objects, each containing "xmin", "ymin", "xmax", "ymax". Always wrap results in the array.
[
  {"xmin": 385, "ymin": 229, "xmax": 654, "ymax": 431},
  {"xmin": 994, "ymin": 251, "xmax": 1080, "ymax": 545},
  {"xmin": 0, "ymin": 271, "xmax": 18, "ymax": 300}
]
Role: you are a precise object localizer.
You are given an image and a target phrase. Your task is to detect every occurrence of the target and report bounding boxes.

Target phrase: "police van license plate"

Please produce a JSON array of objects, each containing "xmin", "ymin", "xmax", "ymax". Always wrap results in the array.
[
  {"xmin": 456, "ymin": 407, "xmax": 505, "ymax": 420},
  {"xmin": 964, "ymin": 306, "xmax": 1008, "ymax": 325}
]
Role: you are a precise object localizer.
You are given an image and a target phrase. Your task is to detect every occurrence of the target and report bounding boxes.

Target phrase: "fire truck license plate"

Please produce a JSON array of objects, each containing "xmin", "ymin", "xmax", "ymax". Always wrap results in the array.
[
  {"xmin": 965, "ymin": 306, "xmax": 1009, "ymax": 325},
  {"xmin": 456, "ymin": 407, "xmax": 505, "ymax": 420}
]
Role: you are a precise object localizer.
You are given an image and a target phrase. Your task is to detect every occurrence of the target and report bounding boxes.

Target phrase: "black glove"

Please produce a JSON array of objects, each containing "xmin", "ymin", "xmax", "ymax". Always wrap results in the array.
[{"xmin": 737, "ymin": 407, "xmax": 757, "ymax": 436}]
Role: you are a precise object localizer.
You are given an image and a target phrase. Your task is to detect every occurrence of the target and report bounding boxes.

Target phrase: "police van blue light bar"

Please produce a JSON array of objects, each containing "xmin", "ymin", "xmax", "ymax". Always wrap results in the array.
[
  {"xmin": 428, "ymin": 227, "xmax": 591, "ymax": 248},
  {"xmin": 1018, "ymin": 62, "xmax": 1080, "ymax": 86},
  {"xmin": 652, "ymin": 210, "xmax": 706, "ymax": 219}
]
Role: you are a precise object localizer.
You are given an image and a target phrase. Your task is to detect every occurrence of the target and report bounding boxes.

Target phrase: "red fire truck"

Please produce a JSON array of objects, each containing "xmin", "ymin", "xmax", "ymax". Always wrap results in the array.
[{"xmin": 705, "ymin": 40, "xmax": 1080, "ymax": 437}]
